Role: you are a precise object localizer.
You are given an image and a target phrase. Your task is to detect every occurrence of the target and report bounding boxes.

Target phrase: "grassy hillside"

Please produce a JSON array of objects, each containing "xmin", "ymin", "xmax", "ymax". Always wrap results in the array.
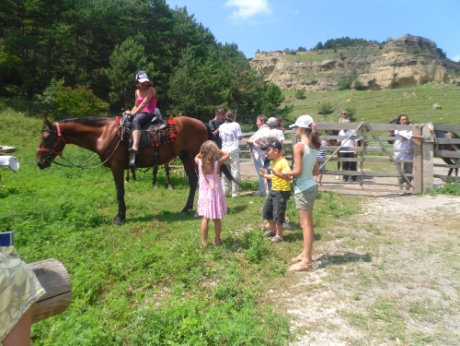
[{"xmin": 282, "ymin": 83, "xmax": 460, "ymax": 125}]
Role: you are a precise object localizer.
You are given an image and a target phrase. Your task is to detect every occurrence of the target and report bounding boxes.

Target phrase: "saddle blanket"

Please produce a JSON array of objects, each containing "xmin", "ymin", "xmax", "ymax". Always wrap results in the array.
[{"xmin": 147, "ymin": 119, "xmax": 177, "ymax": 147}]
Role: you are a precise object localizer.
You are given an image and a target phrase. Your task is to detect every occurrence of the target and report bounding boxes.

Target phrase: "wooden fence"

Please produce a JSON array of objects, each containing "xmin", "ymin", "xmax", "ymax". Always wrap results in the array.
[{"xmin": 239, "ymin": 123, "xmax": 460, "ymax": 195}]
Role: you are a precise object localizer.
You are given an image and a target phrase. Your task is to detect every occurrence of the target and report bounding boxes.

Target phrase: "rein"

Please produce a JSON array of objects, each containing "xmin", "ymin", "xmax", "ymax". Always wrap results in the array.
[{"xmin": 38, "ymin": 121, "xmax": 123, "ymax": 169}]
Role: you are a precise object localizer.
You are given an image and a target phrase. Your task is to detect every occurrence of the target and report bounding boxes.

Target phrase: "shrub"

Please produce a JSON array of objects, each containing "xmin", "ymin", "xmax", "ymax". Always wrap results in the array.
[
  {"xmin": 295, "ymin": 89, "xmax": 306, "ymax": 99},
  {"xmin": 36, "ymin": 79, "xmax": 109, "ymax": 120},
  {"xmin": 337, "ymin": 76, "xmax": 356, "ymax": 90},
  {"xmin": 317, "ymin": 102, "xmax": 334, "ymax": 115}
]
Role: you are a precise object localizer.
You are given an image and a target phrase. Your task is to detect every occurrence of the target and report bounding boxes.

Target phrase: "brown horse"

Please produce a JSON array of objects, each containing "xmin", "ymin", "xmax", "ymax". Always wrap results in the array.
[{"xmin": 36, "ymin": 116, "xmax": 211, "ymax": 225}]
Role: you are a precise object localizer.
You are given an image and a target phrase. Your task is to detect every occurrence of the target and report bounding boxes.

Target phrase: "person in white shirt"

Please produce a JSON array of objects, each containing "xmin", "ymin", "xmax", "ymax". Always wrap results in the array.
[
  {"xmin": 338, "ymin": 119, "xmax": 358, "ymax": 182},
  {"xmin": 219, "ymin": 110, "xmax": 243, "ymax": 197},
  {"xmin": 246, "ymin": 115, "xmax": 269, "ymax": 196},
  {"xmin": 393, "ymin": 113, "xmax": 424, "ymax": 190},
  {"xmin": 265, "ymin": 117, "xmax": 285, "ymax": 145}
]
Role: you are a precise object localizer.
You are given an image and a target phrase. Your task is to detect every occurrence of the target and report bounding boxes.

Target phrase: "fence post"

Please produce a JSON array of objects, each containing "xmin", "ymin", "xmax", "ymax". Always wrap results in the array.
[
  {"xmin": 412, "ymin": 125, "xmax": 423, "ymax": 193},
  {"xmin": 421, "ymin": 124, "xmax": 434, "ymax": 191}
]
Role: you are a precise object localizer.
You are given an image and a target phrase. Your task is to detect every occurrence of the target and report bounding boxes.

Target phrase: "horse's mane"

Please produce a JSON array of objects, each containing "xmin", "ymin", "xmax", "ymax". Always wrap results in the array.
[{"xmin": 60, "ymin": 116, "xmax": 113, "ymax": 125}]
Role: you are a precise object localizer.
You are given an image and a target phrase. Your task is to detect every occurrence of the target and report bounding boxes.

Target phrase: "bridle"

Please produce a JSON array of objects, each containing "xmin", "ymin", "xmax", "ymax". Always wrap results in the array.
[
  {"xmin": 37, "ymin": 121, "xmax": 123, "ymax": 169},
  {"xmin": 37, "ymin": 122, "xmax": 67, "ymax": 164}
]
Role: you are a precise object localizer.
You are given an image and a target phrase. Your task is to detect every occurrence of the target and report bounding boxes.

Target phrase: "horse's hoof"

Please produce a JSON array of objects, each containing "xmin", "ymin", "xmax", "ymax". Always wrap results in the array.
[
  {"xmin": 179, "ymin": 210, "xmax": 189, "ymax": 217},
  {"xmin": 113, "ymin": 216, "xmax": 125, "ymax": 225}
]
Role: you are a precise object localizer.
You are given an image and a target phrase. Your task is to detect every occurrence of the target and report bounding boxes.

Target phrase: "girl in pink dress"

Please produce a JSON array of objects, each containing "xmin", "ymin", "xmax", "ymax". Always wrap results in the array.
[{"xmin": 194, "ymin": 141, "xmax": 230, "ymax": 248}]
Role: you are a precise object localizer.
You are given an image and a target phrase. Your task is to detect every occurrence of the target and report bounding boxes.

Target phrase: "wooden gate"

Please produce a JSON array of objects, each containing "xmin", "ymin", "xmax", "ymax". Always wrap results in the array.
[
  {"xmin": 313, "ymin": 122, "xmax": 418, "ymax": 195},
  {"xmin": 239, "ymin": 122, "xmax": 459, "ymax": 195}
]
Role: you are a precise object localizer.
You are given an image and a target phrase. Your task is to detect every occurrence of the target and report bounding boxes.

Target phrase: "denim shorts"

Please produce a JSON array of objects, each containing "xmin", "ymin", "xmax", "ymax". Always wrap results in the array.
[
  {"xmin": 294, "ymin": 185, "xmax": 318, "ymax": 210},
  {"xmin": 262, "ymin": 190, "xmax": 291, "ymax": 224}
]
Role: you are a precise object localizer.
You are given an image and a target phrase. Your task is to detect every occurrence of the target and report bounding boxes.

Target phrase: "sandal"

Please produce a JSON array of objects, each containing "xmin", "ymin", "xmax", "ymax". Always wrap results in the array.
[
  {"xmin": 288, "ymin": 262, "xmax": 313, "ymax": 272},
  {"xmin": 213, "ymin": 239, "xmax": 222, "ymax": 246},
  {"xmin": 271, "ymin": 236, "xmax": 283, "ymax": 243},
  {"xmin": 265, "ymin": 231, "xmax": 275, "ymax": 237}
]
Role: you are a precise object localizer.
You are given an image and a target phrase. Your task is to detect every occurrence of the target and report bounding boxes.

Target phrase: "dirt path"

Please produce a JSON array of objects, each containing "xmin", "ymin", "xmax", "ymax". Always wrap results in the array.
[{"xmin": 274, "ymin": 194, "xmax": 460, "ymax": 345}]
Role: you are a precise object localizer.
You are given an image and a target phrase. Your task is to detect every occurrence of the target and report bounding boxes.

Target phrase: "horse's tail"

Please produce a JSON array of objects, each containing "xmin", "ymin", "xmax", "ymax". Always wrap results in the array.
[{"xmin": 220, "ymin": 163, "xmax": 238, "ymax": 186}]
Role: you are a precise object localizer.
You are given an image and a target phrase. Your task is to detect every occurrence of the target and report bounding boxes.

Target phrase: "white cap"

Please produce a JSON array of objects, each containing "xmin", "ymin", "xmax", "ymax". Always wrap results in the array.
[
  {"xmin": 289, "ymin": 115, "xmax": 314, "ymax": 129},
  {"xmin": 136, "ymin": 71, "xmax": 150, "ymax": 83},
  {"xmin": 267, "ymin": 117, "xmax": 278, "ymax": 126}
]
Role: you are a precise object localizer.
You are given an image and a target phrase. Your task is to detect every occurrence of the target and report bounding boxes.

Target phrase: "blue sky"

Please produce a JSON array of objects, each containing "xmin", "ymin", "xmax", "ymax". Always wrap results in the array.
[{"xmin": 165, "ymin": 0, "xmax": 460, "ymax": 62}]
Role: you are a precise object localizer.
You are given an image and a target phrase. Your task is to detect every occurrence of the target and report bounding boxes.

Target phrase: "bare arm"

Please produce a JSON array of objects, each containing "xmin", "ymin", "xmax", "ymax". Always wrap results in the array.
[
  {"xmin": 194, "ymin": 153, "xmax": 202, "ymax": 165},
  {"xmin": 217, "ymin": 150, "xmax": 230, "ymax": 167},
  {"xmin": 280, "ymin": 143, "xmax": 304, "ymax": 177},
  {"xmin": 127, "ymin": 87, "xmax": 157, "ymax": 114}
]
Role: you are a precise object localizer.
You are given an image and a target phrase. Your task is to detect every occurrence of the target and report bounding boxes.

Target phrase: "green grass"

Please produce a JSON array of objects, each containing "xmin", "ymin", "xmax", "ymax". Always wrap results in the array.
[
  {"xmin": 2, "ymin": 80, "xmax": 459, "ymax": 344},
  {"xmin": 0, "ymin": 102, "xmax": 362, "ymax": 345}
]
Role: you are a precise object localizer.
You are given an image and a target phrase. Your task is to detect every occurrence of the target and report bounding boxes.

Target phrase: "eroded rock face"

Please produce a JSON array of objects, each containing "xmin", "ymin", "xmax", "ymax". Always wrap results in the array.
[{"xmin": 250, "ymin": 35, "xmax": 460, "ymax": 91}]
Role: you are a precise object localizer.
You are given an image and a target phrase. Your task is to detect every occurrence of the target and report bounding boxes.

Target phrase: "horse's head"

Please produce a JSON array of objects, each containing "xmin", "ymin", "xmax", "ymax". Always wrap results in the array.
[{"xmin": 36, "ymin": 118, "xmax": 66, "ymax": 169}]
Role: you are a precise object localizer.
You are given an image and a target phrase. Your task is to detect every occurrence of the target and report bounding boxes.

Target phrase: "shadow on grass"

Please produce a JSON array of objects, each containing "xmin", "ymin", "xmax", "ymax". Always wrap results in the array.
[
  {"xmin": 316, "ymin": 252, "xmax": 372, "ymax": 267},
  {"xmin": 283, "ymin": 230, "xmax": 322, "ymax": 242}
]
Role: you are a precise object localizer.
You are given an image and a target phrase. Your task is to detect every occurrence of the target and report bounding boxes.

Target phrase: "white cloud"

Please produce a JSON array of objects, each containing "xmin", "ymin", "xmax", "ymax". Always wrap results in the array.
[
  {"xmin": 225, "ymin": 0, "xmax": 272, "ymax": 21},
  {"xmin": 451, "ymin": 55, "xmax": 460, "ymax": 62}
]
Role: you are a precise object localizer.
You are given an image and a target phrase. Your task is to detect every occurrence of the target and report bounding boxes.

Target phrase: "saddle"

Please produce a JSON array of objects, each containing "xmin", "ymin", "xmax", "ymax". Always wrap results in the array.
[{"xmin": 118, "ymin": 114, "xmax": 178, "ymax": 168}]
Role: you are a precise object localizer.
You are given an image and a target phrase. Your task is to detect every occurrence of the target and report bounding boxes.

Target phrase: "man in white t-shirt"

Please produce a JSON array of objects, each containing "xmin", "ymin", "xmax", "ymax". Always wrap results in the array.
[{"xmin": 219, "ymin": 111, "xmax": 243, "ymax": 197}]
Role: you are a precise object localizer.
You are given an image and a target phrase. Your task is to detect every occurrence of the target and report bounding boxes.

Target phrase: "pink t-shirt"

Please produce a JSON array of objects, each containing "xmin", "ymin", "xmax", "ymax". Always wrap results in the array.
[{"xmin": 137, "ymin": 95, "xmax": 157, "ymax": 114}]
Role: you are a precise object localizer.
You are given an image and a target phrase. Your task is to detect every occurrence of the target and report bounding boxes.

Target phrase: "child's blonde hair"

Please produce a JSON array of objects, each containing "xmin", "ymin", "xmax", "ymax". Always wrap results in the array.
[{"xmin": 200, "ymin": 140, "xmax": 220, "ymax": 166}]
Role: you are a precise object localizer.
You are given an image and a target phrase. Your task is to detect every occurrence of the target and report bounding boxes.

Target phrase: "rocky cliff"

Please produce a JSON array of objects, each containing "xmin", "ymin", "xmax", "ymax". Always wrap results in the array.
[{"xmin": 250, "ymin": 35, "xmax": 460, "ymax": 91}]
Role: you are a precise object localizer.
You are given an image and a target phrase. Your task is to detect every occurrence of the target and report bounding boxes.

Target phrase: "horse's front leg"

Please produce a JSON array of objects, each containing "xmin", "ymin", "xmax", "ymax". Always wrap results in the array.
[{"xmin": 112, "ymin": 169, "xmax": 126, "ymax": 225}]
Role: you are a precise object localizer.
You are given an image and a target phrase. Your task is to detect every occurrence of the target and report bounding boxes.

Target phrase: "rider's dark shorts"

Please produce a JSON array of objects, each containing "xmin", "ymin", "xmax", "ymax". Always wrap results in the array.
[{"xmin": 132, "ymin": 112, "xmax": 155, "ymax": 130}]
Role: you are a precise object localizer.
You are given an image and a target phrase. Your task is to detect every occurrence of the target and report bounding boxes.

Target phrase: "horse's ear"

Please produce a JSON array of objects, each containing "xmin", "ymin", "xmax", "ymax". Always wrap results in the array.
[{"xmin": 43, "ymin": 116, "xmax": 52, "ymax": 126}]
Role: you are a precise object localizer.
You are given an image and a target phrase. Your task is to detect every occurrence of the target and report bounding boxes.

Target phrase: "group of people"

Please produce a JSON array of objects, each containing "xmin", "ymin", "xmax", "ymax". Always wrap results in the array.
[
  {"xmin": 196, "ymin": 110, "xmax": 424, "ymax": 272},
  {"xmin": 337, "ymin": 110, "xmax": 423, "ymax": 189},
  {"xmin": 196, "ymin": 114, "xmax": 321, "ymax": 272},
  {"xmin": 125, "ymin": 71, "xmax": 421, "ymax": 273}
]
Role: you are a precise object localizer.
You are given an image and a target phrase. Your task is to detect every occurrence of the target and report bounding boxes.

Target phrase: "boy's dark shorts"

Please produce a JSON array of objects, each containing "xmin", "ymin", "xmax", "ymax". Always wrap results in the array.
[{"xmin": 262, "ymin": 190, "xmax": 291, "ymax": 224}]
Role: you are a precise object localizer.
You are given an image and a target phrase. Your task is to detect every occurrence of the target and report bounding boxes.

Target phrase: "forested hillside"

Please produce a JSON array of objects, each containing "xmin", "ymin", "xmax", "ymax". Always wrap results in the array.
[{"xmin": 0, "ymin": 0, "xmax": 289, "ymax": 122}]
